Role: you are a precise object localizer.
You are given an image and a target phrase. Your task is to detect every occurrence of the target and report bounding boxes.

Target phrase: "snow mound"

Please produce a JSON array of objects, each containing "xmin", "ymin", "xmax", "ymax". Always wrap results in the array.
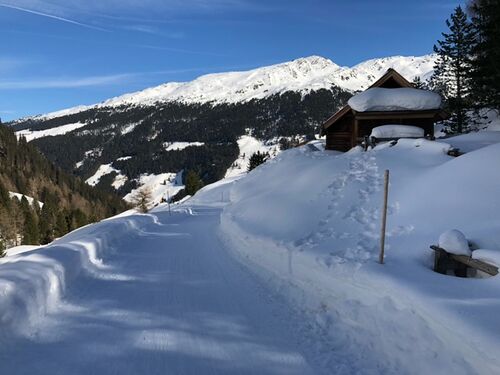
[
  {"xmin": 0, "ymin": 214, "xmax": 146, "ymax": 334},
  {"xmin": 348, "ymin": 87, "xmax": 442, "ymax": 112},
  {"xmin": 438, "ymin": 230, "xmax": 471, "ymax": 256},
  {"xmin": 371, "ymin": 125, "xmax": 425, "ymax": 138},
  {"xmin": 446, "ymin": 131, "xmax": 500, "ymax": 153}
]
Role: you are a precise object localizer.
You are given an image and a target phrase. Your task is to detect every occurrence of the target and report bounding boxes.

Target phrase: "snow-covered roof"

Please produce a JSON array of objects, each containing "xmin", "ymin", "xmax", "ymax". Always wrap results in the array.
[{"xmin": 348, "ymin": 87, "xmax": 442, "ymax": 112}]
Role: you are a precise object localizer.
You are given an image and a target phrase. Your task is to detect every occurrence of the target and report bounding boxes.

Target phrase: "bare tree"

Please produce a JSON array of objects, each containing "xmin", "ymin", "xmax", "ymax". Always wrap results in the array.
[{"xmin": 131, "ymin": 187, "xmax": 153, "ymax": 213}]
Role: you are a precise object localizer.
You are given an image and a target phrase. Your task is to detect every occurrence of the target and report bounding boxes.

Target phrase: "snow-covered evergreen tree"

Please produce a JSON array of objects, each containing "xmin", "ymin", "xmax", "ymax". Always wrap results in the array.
[
  {"xmin": 431, "ymin": 6, "xmax": 476, "ymax": 133},
  {"xmin": 469, "ymin": 0, "xmax": 500, "ymax": 111}
]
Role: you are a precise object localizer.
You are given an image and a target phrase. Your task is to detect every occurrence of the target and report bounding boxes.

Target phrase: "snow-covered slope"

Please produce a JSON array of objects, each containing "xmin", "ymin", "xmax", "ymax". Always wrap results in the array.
[
  {"xmin": 2, "ymin": 132, "xmax": 500, "ymax": 374},
  {"xmin": 18, "ymin": 55, "xmax": 435, "ymax": 122}
]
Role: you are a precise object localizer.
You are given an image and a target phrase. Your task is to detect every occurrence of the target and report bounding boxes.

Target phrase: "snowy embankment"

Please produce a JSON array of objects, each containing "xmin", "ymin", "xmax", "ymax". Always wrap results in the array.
[
  {"xmin": 192, "ymin": 136, "xmax": 500, "ymax": 374},
  {"xmin": 0, "ymin": 214, "xmax": 147, "ymax": 335},
  {"xmin": 2, "ymin": 130, "xmax": 500, "ymax": 373}
]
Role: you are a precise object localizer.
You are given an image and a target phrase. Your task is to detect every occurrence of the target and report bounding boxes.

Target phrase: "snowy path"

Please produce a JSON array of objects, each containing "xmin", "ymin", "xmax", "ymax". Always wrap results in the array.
[{"xmin": 0, "ymin": 207, "xmax": 321, "ymax": 374}]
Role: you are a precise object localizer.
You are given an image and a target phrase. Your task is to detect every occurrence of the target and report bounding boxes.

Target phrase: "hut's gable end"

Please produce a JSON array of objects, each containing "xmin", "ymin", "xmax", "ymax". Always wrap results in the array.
[{"xmin": 367, "ymin": 68, "xmax": 413, "ymax": 89}]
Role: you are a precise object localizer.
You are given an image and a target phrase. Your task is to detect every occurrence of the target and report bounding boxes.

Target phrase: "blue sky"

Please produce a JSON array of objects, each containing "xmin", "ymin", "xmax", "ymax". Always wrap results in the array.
[{"xmin": 0, "ymin": 0, "xmax": 465, "ymax": 121}]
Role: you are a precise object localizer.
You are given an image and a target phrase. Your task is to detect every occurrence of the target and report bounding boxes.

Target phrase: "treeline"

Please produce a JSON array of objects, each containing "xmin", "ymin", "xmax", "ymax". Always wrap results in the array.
[
  {"xmin": 11, "ymin": 87, "xmax": 350, "ymax": 195},
  {"xmin": 429, "ymin": 1, "xmax": 500, "ymax": 133},
  {"xmin": 0, "ymin": 124, "xmax": 128, "ymax": 254}
]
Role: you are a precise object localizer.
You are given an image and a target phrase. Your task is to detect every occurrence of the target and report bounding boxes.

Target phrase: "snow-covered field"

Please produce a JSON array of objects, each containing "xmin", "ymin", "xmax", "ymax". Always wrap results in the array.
[
  {"xmin": 1, "ymin": 131, "xmax": 500, "ymax": 374},
  {"xmin": 85, "ymin": 163, "xmax": 128, "ymax": 189},
  {"xmin": 123, "ymin": 172, "xmax": 185, "ymax": 206},
  {"xmin": 224, "ymin": 135, "xmax": 281, "ymax": 178},
  {"xmin": 15, "ymin": 122, "xmax": 88, "ymax": 141}
]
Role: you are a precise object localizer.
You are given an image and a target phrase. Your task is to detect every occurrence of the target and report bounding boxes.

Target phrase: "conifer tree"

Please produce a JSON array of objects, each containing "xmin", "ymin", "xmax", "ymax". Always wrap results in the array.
[
  {"xmin": 469, "ymin": 0, "xmax": 500, "ymax": 110},
  {"xmin": 411, "ymin": 76, "xmax": 427, "ymax": 90},
  {"xmin": 184, "ymin": 170, "xmax": 204, "ymax": 196},
  {"xmin": 247, "ymin": 151, "xmax": 269, "ymax": 172},
  {"xmin": 131, "ymin": 187, "xmax": 153, "ymax": 213},
  {"xmin": 431, "ymin": 6, "xmax": 476, "ymax": 133},
  {"xmin": 22, "ymin": 210, "xmax": 39, "ymax": 245}
]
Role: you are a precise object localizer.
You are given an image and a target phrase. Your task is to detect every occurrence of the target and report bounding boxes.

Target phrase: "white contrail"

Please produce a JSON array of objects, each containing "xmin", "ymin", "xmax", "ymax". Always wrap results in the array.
[{"xmin": 0, "ymin": 3, "xmax": 108, "ymax": 32}]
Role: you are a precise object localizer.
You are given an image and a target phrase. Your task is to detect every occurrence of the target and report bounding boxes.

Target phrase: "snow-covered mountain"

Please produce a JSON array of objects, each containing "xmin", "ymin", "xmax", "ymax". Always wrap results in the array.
[
  {"xmin": 9, "ymin": 54, "xmax": 436, "ymax": 202},
  {"xmin": 19, "ymin": 54, "xmax": 435, "ymax": 122}
]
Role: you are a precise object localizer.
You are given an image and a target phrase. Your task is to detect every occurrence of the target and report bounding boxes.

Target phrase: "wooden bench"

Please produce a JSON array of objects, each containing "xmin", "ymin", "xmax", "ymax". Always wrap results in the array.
[
  {"xmin": 430, "ymin": 245, "xmax": 499, "ymax": 277},
  {"xmin": 361, "ymin": 136, "xmax": 462, "ymax": 157}
]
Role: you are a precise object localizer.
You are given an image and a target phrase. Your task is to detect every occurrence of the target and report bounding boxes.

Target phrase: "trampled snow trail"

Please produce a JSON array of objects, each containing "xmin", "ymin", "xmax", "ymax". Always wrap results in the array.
[{"xmin": 0, "ymin": 207, "xmax": 321, "ymax": 374}]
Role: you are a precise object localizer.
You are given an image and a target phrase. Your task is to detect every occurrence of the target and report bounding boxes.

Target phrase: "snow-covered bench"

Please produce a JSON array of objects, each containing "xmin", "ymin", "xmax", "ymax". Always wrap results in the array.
[
  {"xmin": 430, "ymin": 230, "xmax": 498, "ymax": 277},
  {"xmin": 430, "ymin": 245, "xmax": 498, "ymax": 277},
  {"xmin": 363, "ymin": 125, "xmax": 432, "ymax": 150}
]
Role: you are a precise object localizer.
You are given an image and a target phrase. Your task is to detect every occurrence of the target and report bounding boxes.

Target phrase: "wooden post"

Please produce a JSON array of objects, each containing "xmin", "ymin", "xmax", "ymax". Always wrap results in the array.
[
  {"xmin": 379, "ymin": 170, "xmax": 390, "ymax": 264},
  {"xmin": 167, "ymin": 191, "xmax": 171, "ymax": 216}
]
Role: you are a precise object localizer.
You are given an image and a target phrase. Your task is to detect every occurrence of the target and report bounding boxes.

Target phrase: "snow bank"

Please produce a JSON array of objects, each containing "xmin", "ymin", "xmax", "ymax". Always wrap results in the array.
[
  {"xmin": 371, "ymin": 124, "xmax": 425, "ymax": 138},
  {"xmin": 446, "ymin": 131, "xmax": 500, "ymax": 153},
  {"xmin": 348, "ymin": 87, "xmax": 442, "ymax": 112},
  {"xmin": 0, "ymin": 213, "xmax": 153, "ymax": 335},
  {"xmin": 4, "ymin": 245, "xmax": 43, "ymax": 257},
  {"xmin": 438, "ymin": 230, "xmax": 471, "ymax": 256},
  {"xmin": 207, "ymin": 137, "xmax": 500, "ymax": 374}
]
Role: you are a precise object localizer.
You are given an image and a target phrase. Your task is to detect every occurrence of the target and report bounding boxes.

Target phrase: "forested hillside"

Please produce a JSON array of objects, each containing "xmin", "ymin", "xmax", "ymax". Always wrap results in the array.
[
  {"xmin": 0, "ymin": 124, "xmax": 128, "ymax": 253},
  {"xmin": 12, "ymin": 88, "xmax": 351, "ymax": 195}
]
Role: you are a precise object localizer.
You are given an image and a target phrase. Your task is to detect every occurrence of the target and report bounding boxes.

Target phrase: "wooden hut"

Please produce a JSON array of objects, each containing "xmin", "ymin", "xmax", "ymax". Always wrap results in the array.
[{"xmin": 320, "ymin": 69, "xmax": 448, "ymax": 151}]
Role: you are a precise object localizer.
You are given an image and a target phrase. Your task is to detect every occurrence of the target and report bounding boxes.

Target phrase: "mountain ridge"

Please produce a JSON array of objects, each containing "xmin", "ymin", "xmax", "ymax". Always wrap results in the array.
[{"xmin": 14, "ymin": 54, "xmax": 435, "ymax": 123}]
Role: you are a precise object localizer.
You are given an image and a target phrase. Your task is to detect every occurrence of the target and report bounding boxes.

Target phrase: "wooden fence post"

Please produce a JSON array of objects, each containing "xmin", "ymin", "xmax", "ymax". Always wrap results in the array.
[
  {"xmin": 167, "ymin": 191, "xmax": 171, "ymax": 216},
  {"xmin": 379, "ymin": 170, "xmax": 390, "ymax": 264}
]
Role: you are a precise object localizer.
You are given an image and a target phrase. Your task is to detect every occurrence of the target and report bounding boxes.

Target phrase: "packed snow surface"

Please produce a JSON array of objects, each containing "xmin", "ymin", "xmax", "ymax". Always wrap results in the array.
[
  {"xmin": 0, "ymin": 209, "xmax": 320, "ymax": 374},
  {"xmin": 438, "ymin": 230, "xmax": 472, "ymax": 256},
  {"xmin": 370, "ymin": 125, "xmax": 425, "ymax": 138},
  {"xmin": 348, "ymin": 87, "xmax": 442, "ymax": 112},
  {"xmin": 18, "ymin": 55, "xmax": 436, "ymax": 123},
  {"xmin": 2, "ymin": 132, "xmax": 500, "ymax": 374}
]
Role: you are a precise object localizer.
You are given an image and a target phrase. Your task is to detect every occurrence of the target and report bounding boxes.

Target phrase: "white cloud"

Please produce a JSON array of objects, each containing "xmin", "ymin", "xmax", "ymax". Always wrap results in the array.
[
  {"xmin": 0, "ymin": 67, "xmax": 218, "ymax": 90},
  {"xmin": 0, "ymin": 3, "xmax": 107, "ymax": 31},
  {"xmin": 0, "ymin": 73, "xmax": 133, "ymax": 89}
]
